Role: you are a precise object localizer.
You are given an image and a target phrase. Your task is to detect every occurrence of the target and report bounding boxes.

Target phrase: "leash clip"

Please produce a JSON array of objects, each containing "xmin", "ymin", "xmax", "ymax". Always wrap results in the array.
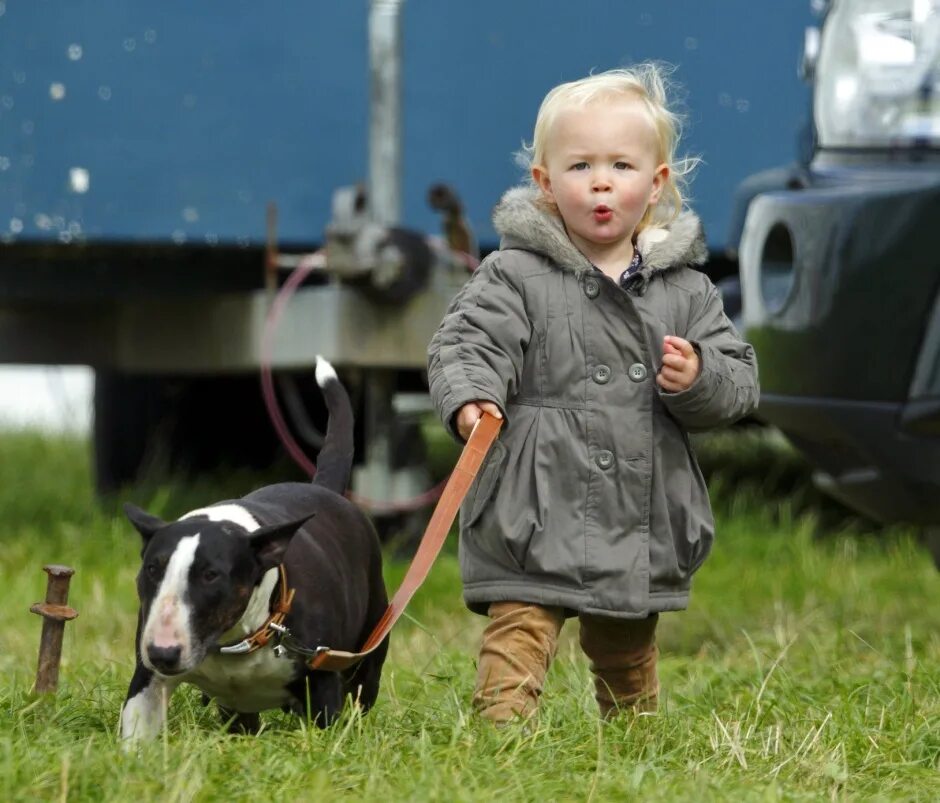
[{"xmin": 270, "ymin": 621, "xmax": 293, "ymax": 658}]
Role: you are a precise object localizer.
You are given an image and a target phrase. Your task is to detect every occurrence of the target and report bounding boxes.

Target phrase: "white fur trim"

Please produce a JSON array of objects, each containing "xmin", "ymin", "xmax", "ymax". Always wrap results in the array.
[
  {"xmin": 492, "ymin": 185, "xmax": 706, "ymax": 275},
  {"xmin": 638, "ymin": 227, "xmax": 669, "ymax": 249}
]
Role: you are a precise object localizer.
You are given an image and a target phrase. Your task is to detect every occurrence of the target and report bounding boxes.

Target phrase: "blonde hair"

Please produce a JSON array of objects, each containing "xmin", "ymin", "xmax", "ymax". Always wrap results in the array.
[{"xmin": 520, "ymin": 63, "xmax": 699, "ymax": 234}]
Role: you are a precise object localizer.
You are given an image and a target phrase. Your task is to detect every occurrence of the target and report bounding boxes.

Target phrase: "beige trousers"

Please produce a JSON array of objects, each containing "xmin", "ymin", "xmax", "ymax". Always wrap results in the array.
[{"xmin": 473, "ymin": 601, "xmax": 659, "ymax": 723}]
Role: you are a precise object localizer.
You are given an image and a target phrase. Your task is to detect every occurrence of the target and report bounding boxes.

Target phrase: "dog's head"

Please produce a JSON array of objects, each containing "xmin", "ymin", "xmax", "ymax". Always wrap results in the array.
[{"xmin": 124, "ymin": 503, "xmax": 312, "ymax": 676}]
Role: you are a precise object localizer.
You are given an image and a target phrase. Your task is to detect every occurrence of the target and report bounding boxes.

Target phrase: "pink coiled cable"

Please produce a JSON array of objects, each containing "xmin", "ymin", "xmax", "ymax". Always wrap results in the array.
[{"xmin": 259, "ymin": 245, "xmax": 479, "ymax": 514}]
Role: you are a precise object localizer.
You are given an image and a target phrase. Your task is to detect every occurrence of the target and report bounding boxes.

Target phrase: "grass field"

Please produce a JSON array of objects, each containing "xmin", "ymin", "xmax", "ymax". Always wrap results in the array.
[{"xmin": 0, "ymin": 428, "xmax": 937, "ymax": 802}]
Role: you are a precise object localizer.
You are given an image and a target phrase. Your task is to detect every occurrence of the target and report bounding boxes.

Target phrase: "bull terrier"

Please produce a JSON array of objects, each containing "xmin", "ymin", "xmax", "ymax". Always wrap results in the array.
[{"xmin": 119, "ymin": 357, "xmax": 388, "ymax": 743}]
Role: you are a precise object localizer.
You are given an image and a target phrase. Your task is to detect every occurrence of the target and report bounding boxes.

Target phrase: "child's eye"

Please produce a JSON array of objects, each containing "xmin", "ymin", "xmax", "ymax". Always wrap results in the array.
[
  {"xmin": 614, "ymin": 161, "xmax": 631, "ymax": 170},
  {"xmin": 571, "ymin": 162, "xmax": 589, "ymax": 171}
]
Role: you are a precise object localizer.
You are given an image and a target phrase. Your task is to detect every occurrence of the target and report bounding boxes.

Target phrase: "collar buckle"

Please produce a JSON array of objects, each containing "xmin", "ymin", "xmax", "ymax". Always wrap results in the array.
[{"xmin": 215, "ymin": 564, "xmax": 295, "ymax": 657}]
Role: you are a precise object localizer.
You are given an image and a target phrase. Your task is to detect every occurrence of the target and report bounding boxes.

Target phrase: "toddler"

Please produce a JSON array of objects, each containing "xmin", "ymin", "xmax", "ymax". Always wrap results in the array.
[{"xmin": 427, "ymin": 64, "xmax": 759, "ymax": 722}]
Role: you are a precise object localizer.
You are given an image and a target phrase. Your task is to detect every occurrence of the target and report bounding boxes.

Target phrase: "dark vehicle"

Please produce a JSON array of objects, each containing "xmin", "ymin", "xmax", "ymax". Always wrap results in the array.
[
  {"xmin": 736, "ymin": 0, "xmax": 940, "ymax": 556},
  {"xmin": 0, "ymin": 1, "xmax": 812, "ymax": 511}
]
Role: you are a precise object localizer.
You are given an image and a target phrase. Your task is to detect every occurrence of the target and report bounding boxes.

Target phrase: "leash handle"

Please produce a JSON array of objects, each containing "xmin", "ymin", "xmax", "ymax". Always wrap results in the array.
[{"xmin": 310, "ymin": 411, "xmax": 503, "ymax": 672}]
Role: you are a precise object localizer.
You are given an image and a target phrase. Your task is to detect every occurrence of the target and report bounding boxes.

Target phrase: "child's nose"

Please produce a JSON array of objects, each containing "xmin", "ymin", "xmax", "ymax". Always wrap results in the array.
[{"xmin": 592, "ymin": 171, "xmax": 611, "ymax": 191}]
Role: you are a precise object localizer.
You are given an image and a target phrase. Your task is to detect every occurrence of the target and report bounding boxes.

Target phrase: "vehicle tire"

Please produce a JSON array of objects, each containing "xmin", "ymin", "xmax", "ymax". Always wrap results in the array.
[
  {"xmin": 923, "ymin": 527, "xmax": 940, "ymax": 572},
  {"xmin": 93, "ymin": 371, "xmax": 284, "ymax": 496},
  {"xmin": 92, "ymin": 370, "xmax": 168, "ymax": 495}
]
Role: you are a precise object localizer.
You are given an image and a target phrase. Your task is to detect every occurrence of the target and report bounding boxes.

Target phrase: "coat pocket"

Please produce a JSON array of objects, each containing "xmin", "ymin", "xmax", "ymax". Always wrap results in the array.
[
  {"xmin": 461, "ymin": 439, "xmax": 508, "ymax": 528},
  {"xmin": 673, "ymin": 450, "xmax": 713, "ymax": 577}
]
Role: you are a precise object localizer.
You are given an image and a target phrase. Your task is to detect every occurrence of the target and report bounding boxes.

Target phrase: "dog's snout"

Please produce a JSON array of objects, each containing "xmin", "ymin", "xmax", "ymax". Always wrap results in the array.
[{"xmin": 147, "ymin": 644, "xmax": 183, "ymax": 673}]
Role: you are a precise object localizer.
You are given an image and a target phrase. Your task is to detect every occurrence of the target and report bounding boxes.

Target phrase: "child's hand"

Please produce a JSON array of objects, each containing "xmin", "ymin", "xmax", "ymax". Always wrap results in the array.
[
  {"xmin": 657, "ymin": 335, "xmax": 700, "ymax": 393},
  {"xmin": 456, "ymin": 401, "xmax": 503, "ymax": 441}
]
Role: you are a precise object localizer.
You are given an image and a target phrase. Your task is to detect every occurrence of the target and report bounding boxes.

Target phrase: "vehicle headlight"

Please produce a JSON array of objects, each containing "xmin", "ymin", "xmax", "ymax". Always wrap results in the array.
[{"xmin": 815, "ymin": 0, "xmax": 940, "ymax": 147}]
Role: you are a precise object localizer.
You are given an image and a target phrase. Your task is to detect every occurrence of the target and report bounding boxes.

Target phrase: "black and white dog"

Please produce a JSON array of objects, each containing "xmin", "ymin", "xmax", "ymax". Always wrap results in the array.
[{"xmin": 119, "ymin": 358, "xmax": 388, "ymax": 743}]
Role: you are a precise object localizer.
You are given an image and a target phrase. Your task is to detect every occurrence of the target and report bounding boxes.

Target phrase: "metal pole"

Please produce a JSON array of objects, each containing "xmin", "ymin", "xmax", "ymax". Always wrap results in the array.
[{"xmin": 368, "ymin": 0, "xmax": 404, "ymax": 227}]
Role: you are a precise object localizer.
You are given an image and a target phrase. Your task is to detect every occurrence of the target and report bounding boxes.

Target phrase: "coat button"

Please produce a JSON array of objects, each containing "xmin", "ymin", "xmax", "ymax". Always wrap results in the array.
[
  {"xmin": 593, "ymin": 364, "xmax": 611, "ymax": 384},
  {"xmin": 628, "ymin": 363, "xmax": 648, "ymax": 382},
  {"xmin": 584, "ymin": 278, "xmax": 600, "ymax": 298},
  {"xmin": 595, "ymin": 450, "xmax": 614, "ymax": 469}
]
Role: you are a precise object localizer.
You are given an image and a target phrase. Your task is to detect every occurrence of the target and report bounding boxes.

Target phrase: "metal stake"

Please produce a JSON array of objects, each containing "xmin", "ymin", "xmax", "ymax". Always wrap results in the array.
[{"xmin": 29, "ymin": 564, "xmax": 78, "ymax": 693}]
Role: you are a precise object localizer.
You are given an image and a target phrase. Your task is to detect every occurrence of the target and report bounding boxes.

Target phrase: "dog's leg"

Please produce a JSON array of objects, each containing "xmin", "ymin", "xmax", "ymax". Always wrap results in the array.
[
  {"xmin": 291, "ymin": 671, "xmax": 344, "ymax": 729},
  {"xmin": 344, "ymin": 639, "xmax": 389, "ymax": 714},
  {"xmin": 120, "ymin": 663, "xmax": 177, "ymax": 745},
  {"xmin": 217, "ymin": 706, "xmax": 261, "ymax": 735}
]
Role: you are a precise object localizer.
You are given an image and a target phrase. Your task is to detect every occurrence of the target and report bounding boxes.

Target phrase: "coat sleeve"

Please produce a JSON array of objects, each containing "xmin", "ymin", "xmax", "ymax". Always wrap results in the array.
[
  {"xmin": 658, "ymin": 279, "xmax": 759, "ymax": 431},
  {"xmin": 427, "ymin": 254, "xmax": 531, "ymax": 441}
]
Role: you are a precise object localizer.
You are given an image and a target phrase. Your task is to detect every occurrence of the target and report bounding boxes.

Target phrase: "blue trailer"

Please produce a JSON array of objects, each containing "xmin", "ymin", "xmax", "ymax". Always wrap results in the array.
[{"xmin": 0, "ymin": 1, "xmax": 813, "ymax": 501}]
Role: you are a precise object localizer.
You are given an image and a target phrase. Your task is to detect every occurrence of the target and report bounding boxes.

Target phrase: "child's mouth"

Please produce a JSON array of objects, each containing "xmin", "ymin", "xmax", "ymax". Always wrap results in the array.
[{"xmin": 593, "ymin": 205, "xmax": 613, "ymax": 223}]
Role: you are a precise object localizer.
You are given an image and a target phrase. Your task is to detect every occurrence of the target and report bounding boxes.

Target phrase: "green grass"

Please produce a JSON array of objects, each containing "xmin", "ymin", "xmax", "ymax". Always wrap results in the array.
[{"xmin": 0, "ymin": 427, "xmax": 937, "ymax": 802}]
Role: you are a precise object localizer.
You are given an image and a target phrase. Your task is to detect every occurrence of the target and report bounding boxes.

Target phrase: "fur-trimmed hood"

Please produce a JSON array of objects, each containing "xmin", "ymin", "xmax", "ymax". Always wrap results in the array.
[{"xmin": 492, "ymin": 185, "xmax": 707, "ymax": 289}]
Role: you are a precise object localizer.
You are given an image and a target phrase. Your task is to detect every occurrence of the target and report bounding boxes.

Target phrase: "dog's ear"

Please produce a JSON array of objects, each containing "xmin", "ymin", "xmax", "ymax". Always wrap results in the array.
[
  {"xmin": 123, "ymin": 502, "xmax": 167, "ymax": 543},
  {"xmin": 250, "ymin": 514, "xmax": 316, "ymax": 570}
]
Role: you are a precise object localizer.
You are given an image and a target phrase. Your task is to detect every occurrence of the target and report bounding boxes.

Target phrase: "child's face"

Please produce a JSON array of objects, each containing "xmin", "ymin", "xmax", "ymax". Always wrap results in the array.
[{"xmin": 532, "ymin": 98, "xmax": 668, "ymax": 260}]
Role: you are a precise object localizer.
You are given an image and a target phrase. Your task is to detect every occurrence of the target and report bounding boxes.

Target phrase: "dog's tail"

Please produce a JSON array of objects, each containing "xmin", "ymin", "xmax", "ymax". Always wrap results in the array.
[{"xmin": 312, "ymin": 356, "xmax": 355, "ymax": 494}]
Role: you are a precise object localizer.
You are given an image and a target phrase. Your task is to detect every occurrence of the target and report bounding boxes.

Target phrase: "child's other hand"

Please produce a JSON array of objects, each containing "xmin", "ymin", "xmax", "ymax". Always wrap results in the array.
[
  {"xmin": 657, "ymin": 335, "xmax": 700, "ymax": 393},
  {"xmin": 456, "ymin": 401, "xmax": 503, "ymax": 441}
]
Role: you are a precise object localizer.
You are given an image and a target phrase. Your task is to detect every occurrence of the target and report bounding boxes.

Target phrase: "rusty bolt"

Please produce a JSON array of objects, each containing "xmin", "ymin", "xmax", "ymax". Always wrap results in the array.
[{"xmin": 29, "ymin": 564, "xmax": 78, "ymax": 694}]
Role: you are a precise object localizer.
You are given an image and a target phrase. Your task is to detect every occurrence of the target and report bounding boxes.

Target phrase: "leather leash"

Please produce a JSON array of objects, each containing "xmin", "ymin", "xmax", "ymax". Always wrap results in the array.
[{"xmin": 309, "ymin": 411, "xmax": 503, "ymax": 672}]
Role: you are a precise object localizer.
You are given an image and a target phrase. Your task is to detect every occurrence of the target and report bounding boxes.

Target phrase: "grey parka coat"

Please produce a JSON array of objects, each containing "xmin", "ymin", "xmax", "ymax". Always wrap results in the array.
[{"xmin": 427, "ymin": 187, "xmax": 759, "ymax": 618}]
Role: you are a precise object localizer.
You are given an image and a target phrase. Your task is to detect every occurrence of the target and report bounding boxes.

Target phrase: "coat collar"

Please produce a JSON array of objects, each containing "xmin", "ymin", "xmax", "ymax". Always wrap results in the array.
[{"xmin": 492, "ymin": 185, "xmax": 707, "ymax": 289}]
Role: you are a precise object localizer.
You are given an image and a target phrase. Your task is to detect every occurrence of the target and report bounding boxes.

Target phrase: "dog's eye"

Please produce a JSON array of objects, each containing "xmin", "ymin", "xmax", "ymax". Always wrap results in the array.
[
  {"xmin": 202, "ymin": 569, "xmax": 220, "ymax": 584},
  {"xmin": 145, "ymin": 562, "xmax": 161, "ymax": 581}
]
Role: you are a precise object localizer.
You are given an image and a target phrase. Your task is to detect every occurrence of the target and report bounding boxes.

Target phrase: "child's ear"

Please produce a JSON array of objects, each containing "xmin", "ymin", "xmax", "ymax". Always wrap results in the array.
[
  {"xmin": 649, "ymin": 163, "xmax": 670, "ymax": 205},
  {"xmin": 531, "ymin": 164, "xmax": 554, "ymax": 202}
]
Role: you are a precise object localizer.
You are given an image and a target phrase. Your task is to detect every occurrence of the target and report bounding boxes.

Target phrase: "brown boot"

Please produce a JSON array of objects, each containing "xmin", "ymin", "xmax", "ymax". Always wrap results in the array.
[
  {"xmin": 472, "ymin": 601, "xmax": 565, "ymax": 724},
  {"xmin": 579, "ymin": 612, "xmax": 659, "ymax": 718}
]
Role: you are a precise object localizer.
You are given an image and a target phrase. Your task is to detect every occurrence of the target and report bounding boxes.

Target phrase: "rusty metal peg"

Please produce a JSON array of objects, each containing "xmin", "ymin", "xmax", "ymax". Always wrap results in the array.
[{"xmin": 29, "ymin": 564, "xmax": 79, "ymax": 694}]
